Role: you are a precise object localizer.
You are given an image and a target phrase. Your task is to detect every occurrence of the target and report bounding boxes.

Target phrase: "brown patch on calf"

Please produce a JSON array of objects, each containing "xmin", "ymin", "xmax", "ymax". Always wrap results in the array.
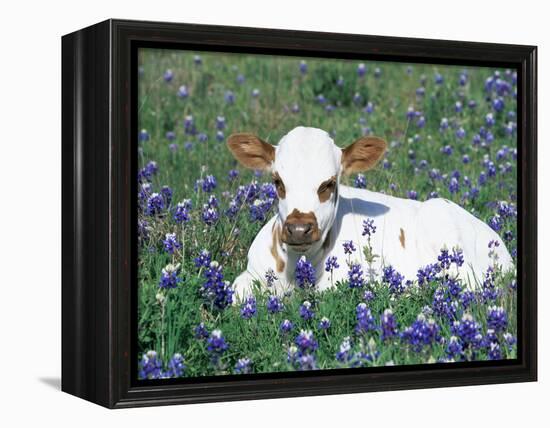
[
  {"xmin": 281, "ymin": 209, "xmax": 321, "ymax": 244},
  {"xmin": 270, "ymin": 224, "xmax": 285, "ymax": 273},
  {"xmin": 399, "ymin": 228, "xmax": 406, "ymax": 249},
  {"xmin": 272, "ymin": 171, "xmax": 286, "ymax": 199},
  {"xmin": 341, "ymin": 136, "xmax": 387, "ymax": 175},
  {"xmin": 317, "ymin": 176, "xmax": 337, "ymax": 203},
  {"xmin": 227, "ymin": 133, "xmax": 275, "ymax": 171}
]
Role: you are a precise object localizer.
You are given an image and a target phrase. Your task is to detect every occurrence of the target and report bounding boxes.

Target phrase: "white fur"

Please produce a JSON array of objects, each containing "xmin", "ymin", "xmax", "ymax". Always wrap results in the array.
[{"xmin": 232, "ymin": 126, "xmax": 514, "ymax": 299}]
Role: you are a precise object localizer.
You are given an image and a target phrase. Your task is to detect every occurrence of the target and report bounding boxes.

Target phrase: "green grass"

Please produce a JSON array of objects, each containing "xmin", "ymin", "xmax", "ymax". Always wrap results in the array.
[{"xmin": 137, "ymin": 48, "xmax": 517, "ymax": 378}]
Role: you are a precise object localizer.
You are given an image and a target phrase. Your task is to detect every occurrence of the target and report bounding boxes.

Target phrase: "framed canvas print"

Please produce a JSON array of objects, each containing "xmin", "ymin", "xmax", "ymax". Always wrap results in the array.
[{"xmin": 61, "ymin": 19, "xmax": 537, "ymax": 408}]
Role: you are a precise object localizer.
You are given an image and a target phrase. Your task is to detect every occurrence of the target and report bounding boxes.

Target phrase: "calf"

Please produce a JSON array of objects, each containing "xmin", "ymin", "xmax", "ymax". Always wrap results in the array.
[{"xmin": 227, "ymin": 126, "xmax": 513, "ymax": 299}]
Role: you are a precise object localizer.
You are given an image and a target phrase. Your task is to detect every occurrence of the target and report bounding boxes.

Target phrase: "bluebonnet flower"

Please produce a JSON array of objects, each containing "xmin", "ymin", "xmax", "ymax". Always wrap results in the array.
[
  {"xmin": 406, "ymin": 106, "xmax": 416, "ymax": 120},
  {"xmin": 440, "ymin": 117, "xmax": 449, "ymax": 131},
  {"xmin": 459, "ymin": 290, "xmax": 476, "ymax": 309},
  {"xmin": 343, "ymin": 240, "xmax": 356, "ymax": 255},
  {"xmin": 299, "ymin": 60, "xmax": 308, "ymax": 74},
  {"xmin": 462, "ymin": 154, "xmax": 470, "ymax": 164},
  {"xmin": 374, "ymin": 67, "xmax": 381, "ymax": 78},
  {"xmin": 168, "ymin": 143, "xmax": 178, "ymax": 152},
  {"xmin": 166, "ymin": 130, "xmax": 176, "ymax": 141},
  {"xmin": 382, "ymin": 265, "xmax": 405, "ymax": 295},
  {"xmin": 503, "ymin": 332, "xmax": 517, "ymax": 350},
  {"xmin": 459, "ymin": 72, "xmax": 467, "ymax": 86},
  {"xmin": 316, "ymin": 94, "xmax": 326, "ymax": 104},
  {"xmin": 489, "ymin": 215, "xmax": 502, "ymax": 232},
  {"xmin": 198, "ymin": 133, "xmax": 208, "ymax": 143},
  {"xmin": 163, "ymin": 353, "xmax": 185, "ymax": 378},
  {"xmin": 468, "ymin": 99, "xmax": 477, "ymax": 109},
  {"xmin": 488, "ymin": 342, "xmax": 502, "ymax": 360},
  {"xmin": 355, "ymin": 303, "xmax": 376, "ymax": 334},
  {"xmin": 162, "ymin": 233, "xmax": 181, "ymax": 254},
  {"xmin": 194, "ymin": 322, "xmax": 209, "ymax": 339},
  {"xmin": 363, "ymin": 289, "xmax": 375, "ymax": 302},
  {"xmin": 295, "ymin": 330, "xmax": 318, "ymax": 353},
  {"xmin": 435, "ymin": 73, "xmax": 443, "ymax": 84},
  {"xmin": 183, "ymin": 115, "xmax": 195, "ymax": 135},
  {"xmin": 455, "ymin": 101, "xmax": 463, "ymax": 113},
  {"xmin": 416, "ymin": 87, "xmax": 425, "ymax": 97},
  {"xmin": 224, "ymin": 90, "xmax": 235, "ymax": 104},
  {"xmin": 295, "ymin": 256, "xmax": 316, "ymax": 288},
  {"xmin": 299, "ymin": 301, "xmax": 315, "ymax": 321},
  {"xmin": 251, "ymin": 88, "xmax": 260, "ymax": 97},
  {"xmin": 438, "ymin": 248, "xmax": 452, "ymax": 269},
  {"xmin": 227, "ymin": 169, "xmax": 239, "ymax": 182},
  {"xmin": 201, "ymin": 175, "xmax": 217, "ymax": 192},
  {"xmin": 380, "ymin": 309, "xmax": 398, "ymax": 341},
  {"xmin": 159, "ymin": 263, "xmax": 181, "ymax": 289},
  {"xmin": 441, "ymin": 145, "xmax": 453, "ymax": 156},
  {"xmin": 432, "ymin": 287, "xmax": 457, "ymax": 321},
  {"xmin": 240, "ymin": 297, "xmax": 257, "ymax": 319},
  {"xmin": 357, "ymin": 63, "xmax": 366, "ymax": 77},
  {"xmin": 347, "ymin": 263, "xmax": 364, "ymax": 289},
  {"xmin": 234, "ymin": 358, "xmax": 252, "ymax": 374},
  {"xmin": 173, "ymin": 200, "xmax": 191, "ymax": 223},
  {"xmin": 207, "ymin": 329, "xmax": 229, "ymax": 354},
  {"xmin": 138, "ymin": 219, "xmax": 151, "ymax": 242},
  {"xmin": 401, "ymin": 314, "xmax": 441, "ymax": 352},
  {"xmin": 138, "ymin": 351, "xmax": 162, "ymax": 379},
  {"xmin": 318, "ymin": 317, "xmax": 331, "ymax": 330},
  {"xmin": 201, "ymin": 205, "xmax": 219, "ymax": 226},
  {"xmin": 487, "ymin": 306, "xmax": 508, "ymax": 332},
  {"xmin": 446, "ymin": 336, "xmax": 463, "ymax": 360},
  {"xmin": 362, "ymin": 218, "xmax": 376, "ymax": 237},
  {"xmin": 407, "ymin": 190, "xmax": 418, "ymax": 200},
  {"xmin": 216, "ymin": 131, "xmax": 224, "ymax": 142},
  {"xmin": 291, "ymin": 103, "xmax": 300, "ymax": 113},
  {"xmin": 160, "ymin": 185, "xmax": 172, "ymax": 206},
  {"xmin": 139, "ymin": 129, "xmax": 150, "ymax": 142},
  {"xmin": 267, "ymin": 295, "xmax": 284, "ymax": 314},
  {"xmin": 201, "ymin": 261, "xmax": 233, "ymax": 309},
  {"xmin": 236, "ymin": 73, "xmax": 245, "ymax": 84},
  {"xmin": 140, "ymin": 160, "xmax": 159, "ymax": 181},
  {"xmin": 336, "ymin": 336, "xmax": 353, "ymax": 363},
  {"xmin": 416, "ymin": 115, "xmax": 426, "ymax": 128},
  {"xmin": 485, "ymin": 112, "xmax": 495, "ymax": 127},
  {"xmin": 178, "ymin": 85, "xmax": 189, "ymax": 98},
  {"xmin": 249, "ymin": 198, "xmax": 274, "ymax": 222},
  {"xmin": 146, "ymin": 193, "xmax": 164, "ymax": 216},
  {"xmin": 280, "ymin": 319, "xmax": 293, "ymax": 334},
  {"xmin": 364, "ymin": 101, "xmax": 374, "ymax": 114},
  {"xmin": 416, "ymin": 263, "xmax": 440, "ymax": 286},
  {"xmin": 354, "ymin": 174, "xmax": 366, "ymax": 188},
  {"xmin": 163, "ymin": 69, "xmax": 174, "ymax": 82},
  {"xmin": 194, "ymin": 249, "xmax": 211, "ymax": 269},
  {"xmin": 325, "ymin": 256, "xmax": 339, "ymax": 273},
  {"xmin": 455, "ymin": 127, "xmax": 466, "ymax": 139},
  {"xmin": 448, "ymin": 177, "xmax": 459, "ymax": 194},
  {"xmin": 193, "ymin": 55, "xmax": 202, "ymax": 65},
  {"xmin": 492, "ymin": 97, "xmax": 505, "ymax": 112},
  {"xmin": 264, "ymin": 269, "xmax": 277, "ymax": 287},
  {"xmin": 452, "ymin": 314, "xmax": 482, "ymax": 349}
]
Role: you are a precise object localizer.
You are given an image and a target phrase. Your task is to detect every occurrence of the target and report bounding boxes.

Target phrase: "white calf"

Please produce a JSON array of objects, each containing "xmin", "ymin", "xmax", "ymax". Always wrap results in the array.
[{"xmin": 227, "ymin": 126, "xmax": 513, "ymax": 299}]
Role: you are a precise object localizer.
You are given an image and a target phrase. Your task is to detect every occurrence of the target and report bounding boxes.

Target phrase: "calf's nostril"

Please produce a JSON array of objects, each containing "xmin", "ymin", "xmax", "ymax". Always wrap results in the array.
[{"xmin": 304, "ymin": 223, "xmax": 312, "ymax": 235}]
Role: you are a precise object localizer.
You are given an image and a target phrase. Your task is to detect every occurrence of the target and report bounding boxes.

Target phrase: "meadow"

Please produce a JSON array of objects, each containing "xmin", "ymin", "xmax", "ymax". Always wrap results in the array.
[{"xmin": 136, "ymin": 48, "xmax": 518, "ymax": 379}]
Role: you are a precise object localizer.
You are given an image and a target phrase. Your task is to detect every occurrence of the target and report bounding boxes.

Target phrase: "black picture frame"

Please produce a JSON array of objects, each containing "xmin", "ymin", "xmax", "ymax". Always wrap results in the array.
[{"xmin": 61, "ymin": 18, "xmax": 537, "ymax": 408}]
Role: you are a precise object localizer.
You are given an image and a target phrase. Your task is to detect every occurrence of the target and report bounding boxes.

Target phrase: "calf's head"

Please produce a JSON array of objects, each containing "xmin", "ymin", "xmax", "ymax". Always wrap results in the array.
[{"xmin": 228, "ymin": 127, "xmax": 386, "ymax": 253}]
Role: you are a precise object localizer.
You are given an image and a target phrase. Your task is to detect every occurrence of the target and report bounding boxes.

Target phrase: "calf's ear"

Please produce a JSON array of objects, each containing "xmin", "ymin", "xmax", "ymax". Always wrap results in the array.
[
  {"xmin": 227, "ymin": 133, "xmax": 275, "ymax": 171},
  {"xmin": 341, "ymin": 136, "xmax": 386, "ymax": 175}
]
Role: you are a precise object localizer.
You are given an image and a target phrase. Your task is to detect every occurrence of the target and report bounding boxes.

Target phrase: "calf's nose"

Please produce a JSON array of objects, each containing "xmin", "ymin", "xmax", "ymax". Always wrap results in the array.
[{"xmin": 285, "ymin": 222, "xmax": 314, "ymax": 242}]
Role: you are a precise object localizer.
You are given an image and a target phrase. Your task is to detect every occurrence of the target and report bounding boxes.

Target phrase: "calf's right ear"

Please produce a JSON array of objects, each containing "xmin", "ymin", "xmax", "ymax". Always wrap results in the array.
[{"xmin": 227, "ymin": 133, "xmax": 275, "ymax": 171}]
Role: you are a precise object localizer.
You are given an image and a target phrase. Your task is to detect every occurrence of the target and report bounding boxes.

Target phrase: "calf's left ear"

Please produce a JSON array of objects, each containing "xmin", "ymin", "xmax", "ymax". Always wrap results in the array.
[
  {"xmin": 341, "ymin": 136, "xmax": 387, "ymax": 175},
  {"xmin": 227, "ymin": 133, "xmax": 275, "ymax": 171}
]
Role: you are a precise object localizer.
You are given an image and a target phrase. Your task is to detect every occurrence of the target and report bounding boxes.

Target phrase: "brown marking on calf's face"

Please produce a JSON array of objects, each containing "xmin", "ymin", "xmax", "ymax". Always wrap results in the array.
[
  {"xmin": 272, "ymin": 171, "xmax": 286, "ymax": 199},
  {"xmin": 281, "ymin": 209, "xmax": 321, "ymax": 246},
  {"xmin": 399, "ymin": 228, "xmax": 406, "ymax": 249},
  {"xmin": 317, "ymin": 176, "xmax": 337, "ymax": 203},
  {"xmin": 341, "ymin": 136, "xmax": 387, "ymax": 176},
  {"xmin": 270, "ymin": 224, "xmax": 285, "ymax": 273},
  {"xmin": 227, "ymin": 133, "xmax": 275, "ymax": 171}
]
